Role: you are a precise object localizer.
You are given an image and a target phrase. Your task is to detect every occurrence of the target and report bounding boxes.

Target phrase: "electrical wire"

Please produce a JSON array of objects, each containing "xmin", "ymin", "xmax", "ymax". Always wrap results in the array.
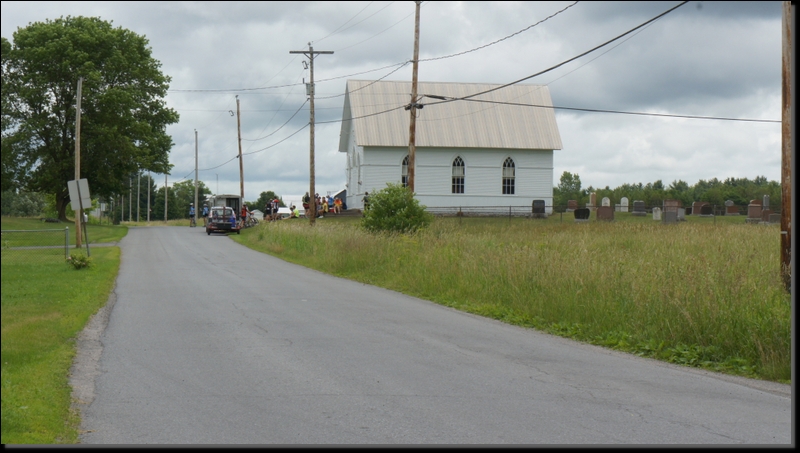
[
  {"xmin": 420, "ymin": 1, "xmax": 579, "ymax": 63},
  {"xmin": 439, "ymin": 97, "xmax": 781, "ymax": 124}
]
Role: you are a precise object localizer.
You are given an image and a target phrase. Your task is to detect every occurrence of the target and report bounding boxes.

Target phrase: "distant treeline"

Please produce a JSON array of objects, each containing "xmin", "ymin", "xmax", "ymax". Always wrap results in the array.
[{"xmin": 553, "ymin": 172, "xmax": 782, "ymax": 211}]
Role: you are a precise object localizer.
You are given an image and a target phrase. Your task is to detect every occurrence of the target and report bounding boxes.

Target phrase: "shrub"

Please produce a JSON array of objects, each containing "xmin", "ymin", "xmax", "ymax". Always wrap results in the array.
[
  {"xmin": 67, "ymin": 252, "xmax": 92, "ymax": 269},
  {"xmin": 1, "ymin": 191, "xmax": 47, "ymax": 217},
  {"xmin": 360, "ymin": 183, "xmax": 433, "ymax": 234}
]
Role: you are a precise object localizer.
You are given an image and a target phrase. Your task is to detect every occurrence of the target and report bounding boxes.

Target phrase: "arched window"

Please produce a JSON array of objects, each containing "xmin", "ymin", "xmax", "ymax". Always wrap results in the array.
[
  {"xmin": 402, "ymin": 155, "xmax": 409, "ymax": 188},
  {"xmin": 452, "ymin": 156, "xmax": 465, "ymax": 194},
  {"xmin": 502, "ymin": 157, "xmax": 515, "ymax": 195}
]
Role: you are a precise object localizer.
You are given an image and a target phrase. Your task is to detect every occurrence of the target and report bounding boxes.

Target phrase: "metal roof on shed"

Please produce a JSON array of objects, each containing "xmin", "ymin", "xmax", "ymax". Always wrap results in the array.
[{"xmin": 339, "ymin": 80, "xmax": 562, "ymax": 151}]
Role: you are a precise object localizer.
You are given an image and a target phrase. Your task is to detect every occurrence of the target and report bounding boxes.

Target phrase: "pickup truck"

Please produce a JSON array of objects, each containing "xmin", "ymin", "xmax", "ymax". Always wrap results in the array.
[{"xmin": 205, "ymin": 206, "xmax": 240, "ymax": 235}]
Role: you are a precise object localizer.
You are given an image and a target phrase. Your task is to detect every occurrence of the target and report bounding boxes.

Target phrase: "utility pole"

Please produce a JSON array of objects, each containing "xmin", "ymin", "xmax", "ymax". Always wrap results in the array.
[
  {"xmin": 128, "ymin": 176, "xmax": 132, "ymax": 222},
  {"xmin": 74, "ymin": 77, "xmax": 83, "ymax": 247},
  {"xmin": 290, "ymin": 44, "xmax": 333, "ymax": 226},
  {"xmin": 195, "ymin": 129, "xmax": 199, "ymax": 216},
  {"xmin": 147, "ymin": 171, "xmax": 151, "ymax": 222},
  {"xmin": 137, "ymin": 170, "xmax": 140, "ymax": 222},
  {"xmin": 407, "ymin": 0, "xmax": 422, "ymax": 193},
  {"xmin": 164, "ymin": 174, "xmax": 168, "ymax": 222},
  {"xmin": 236, "ymin": 96, "xmax": 244, "ymax": 201},
  {"xmin": 780, "ymin": 1, "xmax": 794, "ymax": 293}
]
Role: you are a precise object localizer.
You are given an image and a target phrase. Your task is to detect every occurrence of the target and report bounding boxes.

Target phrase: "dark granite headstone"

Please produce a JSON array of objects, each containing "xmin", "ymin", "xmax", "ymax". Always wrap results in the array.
[
  {"xmin": 574, "ymin": 208, "xmax": 590, "ymax": 221},
  {"xmin": 531, "ymin": 199, "xmax": 547, "ymax": 219},
  {"xmin": 631, "ymin": 200, "xmax": 646, "ymax": 216}
]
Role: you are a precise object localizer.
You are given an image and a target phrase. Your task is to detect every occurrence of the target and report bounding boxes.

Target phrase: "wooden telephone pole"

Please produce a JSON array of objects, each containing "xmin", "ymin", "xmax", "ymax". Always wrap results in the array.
[
  {"xmin": 237, "ymin": 96, "xmax": 244, "ymax": 201},
  {"xmin": 780, "ymin": 1, "xmax": 793, "ymax": 293},
  {"xmin": 290, "ymin": 44, "xmax": 333, "ymax": 226},
  {"xmin": 74, "ymin": 77, "xmax": 83, "ymax": 247},
  {"xmin": 407, "ymin": 1, "xmax": 422, "ymax": 192},
  {"xmin": 194, "ymin": 129, "xmax": 199, "ymax": 218}
]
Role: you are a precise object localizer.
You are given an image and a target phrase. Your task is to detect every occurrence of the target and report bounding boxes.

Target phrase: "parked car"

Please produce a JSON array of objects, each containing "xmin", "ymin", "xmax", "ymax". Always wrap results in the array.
[
  {"xmin": 277, "ymin": 207, "xmax": 292, "ymax": 219},
  {"xmin": 206, "ymin": 206, "xmax": 239, "ymax": 235}
]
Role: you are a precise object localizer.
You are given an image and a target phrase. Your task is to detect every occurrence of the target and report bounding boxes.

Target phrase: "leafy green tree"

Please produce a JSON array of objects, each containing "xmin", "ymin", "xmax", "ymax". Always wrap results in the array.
[
  {"xmin": 1, "ymin": 37, "xmax": 24, "ymax": 193},
  {"xmin": 169, "ymin": 179, "xmax": 210, "ymax": 218},
  {"xmin": 150, "ymin": 185, "xmax": 180, "ymax": 221},
  {"xmin": 361, "ymin": 183, "xmax": 433, "ymax": 234},
  {"xmin": 0, "ymin": 190, "xmax": 46, "ymax": 216},
  {"xmin": 553, "ymin": 171, "xmax": 582, "ymax": 210},
  {"xmin": 250, "ymin": 190, "xmax": 284, "ymax": 212},
  {"xmin": 3, "ymin": 16, "xmax": 179, "ymax": 221}
]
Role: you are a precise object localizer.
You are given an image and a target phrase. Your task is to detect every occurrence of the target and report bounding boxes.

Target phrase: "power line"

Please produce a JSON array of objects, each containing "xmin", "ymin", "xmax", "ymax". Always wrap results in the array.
[
  {"xmin": 242, "ymin": 99, "xmax": 308, "ymax": 142},
  {"xmin": 430, "ymin": 97, "xmax": 780, "ymax": 124},
  {"xmin": 167, "ymin": 1, "xmax": 572, "ymax": 94},
  {"xmin": 420, "ymin": 1, "xmax": 579, "ymax": 63},
  {"xmin": 451, "ymin": 1, "xmax": 690, "ymax": 102}
]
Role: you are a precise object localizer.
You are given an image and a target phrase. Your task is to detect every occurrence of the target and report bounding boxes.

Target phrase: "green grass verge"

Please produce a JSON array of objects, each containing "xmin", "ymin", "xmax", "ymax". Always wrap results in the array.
[
  {"xmin": 232, "ymin": 215, "xmax": 791, "ymax": 383},
  {"xmin": 1, "ymin": 217, "xmax": 127, "ymax": 246},
  {"xmin": 1, "ymin": 247, "xmax": 120, "ymax": 444}
]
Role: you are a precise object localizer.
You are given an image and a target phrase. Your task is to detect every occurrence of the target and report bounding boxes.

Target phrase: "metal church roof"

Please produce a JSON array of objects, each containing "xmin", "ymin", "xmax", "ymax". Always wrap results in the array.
[{"xmin": 339, "ymin": 80, "xmax": 562, "ymax": 151}]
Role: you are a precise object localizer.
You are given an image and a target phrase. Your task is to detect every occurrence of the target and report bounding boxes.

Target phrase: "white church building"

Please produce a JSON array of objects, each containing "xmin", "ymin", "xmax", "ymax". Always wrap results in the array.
[{"xmin": 338, "ymin": 80, "xmax": 562, "ymax": 214}]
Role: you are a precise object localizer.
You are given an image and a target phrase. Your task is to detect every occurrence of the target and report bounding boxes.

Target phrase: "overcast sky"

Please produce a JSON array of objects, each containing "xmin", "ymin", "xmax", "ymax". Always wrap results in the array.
[{"xmin": 1, "ymin": 1, "xmax": 786, "ymax": 205}]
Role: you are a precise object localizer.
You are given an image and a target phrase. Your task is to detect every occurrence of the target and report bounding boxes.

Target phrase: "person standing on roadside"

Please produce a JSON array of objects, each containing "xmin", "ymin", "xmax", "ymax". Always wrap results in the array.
[
  {"xmin": 189, "ymin": 203, "xmax": 196, "ymax": 227},
  {"xmin": 362, "ymin": 192, "xmax": 370, "ymax": 212},
  {"xmin": 271, "ymin": 197, "xmax": 280, "ymax": 222}
]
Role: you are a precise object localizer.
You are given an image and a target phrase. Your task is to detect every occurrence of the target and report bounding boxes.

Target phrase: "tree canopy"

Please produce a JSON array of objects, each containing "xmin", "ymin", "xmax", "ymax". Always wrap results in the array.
[{"xmin": 2, "ymin": 16, "xmax": 179, "ymax": 220}]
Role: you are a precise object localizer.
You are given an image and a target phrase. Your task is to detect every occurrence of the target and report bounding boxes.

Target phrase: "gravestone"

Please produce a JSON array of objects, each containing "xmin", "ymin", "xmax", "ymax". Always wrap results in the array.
[
  {"xmin": 620, "ymin": 197, "xmax": 629, "ymax": 212},
  {"xmin": 692, "ymin": 201, "xmax": 710, "ymax": 216},
  {"xmin": 769, "ymin": 213, "xmax": 781, "ymax": 224},
  {"xmin": 596, "ymin": 206, "xmax": 614, "ymax": 221},
  {"xmin": 531, "ymin": 199, "xmax": 547, "ymax": 219},
  {"xmin": 746, "ymin": 199, "xmax": 762, "ymax": 224},
  {"xmin": 677, "ymin": 207, "xmax": 686, "ymax": 221},
  {"xmin": 760, "ymin": 209, "xmax": 773, "ymax": 223},
  {"xmin": 566, "ymin": 200, "xmax": 578, "ymax": 212},
  {"xmin": 762, "ymin": 195, "xmax": 770, "ymax": 210},
  {"xmin": 574, "ymin": 208, "xmax": 590, "ymax": 222},
  {"xmin": 725, "ymin": 200, "xmax": 739, "ymax": 215},
  {"xmin": 700, "ymin": 205, "xmax": 713, "ymax": 216},
  {"xmin": 652, "ymin": 207, "xmax": 662, "ymax": 220},
  {"xmin": 663, "ymin": 199, "xmax": 681, "ymax": 220},
  {"xmin": 601, "ymin": 197, "xmax": 611, "ymax": 207},
  {"xmin": 663, "ymin": 211, "xmax": 678, "ymax": 224},
  {"xmin": 631, "ymin": 200, "xmax": 646, "ymax": 216},
  {"xmin": 588, "ymin": 193, "xmax": 597, "ymax": 211}
]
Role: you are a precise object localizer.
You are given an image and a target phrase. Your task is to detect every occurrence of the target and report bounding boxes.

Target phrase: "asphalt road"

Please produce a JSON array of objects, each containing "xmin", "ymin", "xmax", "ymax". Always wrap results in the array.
[{"xmin": 72, "ymin": 226, "xmax": 793, "ymax": 445}]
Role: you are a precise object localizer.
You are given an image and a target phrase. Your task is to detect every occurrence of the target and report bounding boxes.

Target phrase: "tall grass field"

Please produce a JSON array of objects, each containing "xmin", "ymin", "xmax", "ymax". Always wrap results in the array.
[{"xmin": 233, "ymin": 214, "xmax": 791, "ymax": 383}]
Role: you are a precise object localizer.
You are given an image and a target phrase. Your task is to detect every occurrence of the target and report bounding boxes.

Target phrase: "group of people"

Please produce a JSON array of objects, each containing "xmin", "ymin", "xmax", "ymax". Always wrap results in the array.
[
  {"xmin": 262, "ymin": 197, "xmax": 282, "ymax": 222},
  {"xmin": 189, "ymin": 203, "xmax": 212, "ymax": 227},
  {"xmin": 189, "ymin": 192, "xmax": 347, "ymax": 227},
  {"xmin": 301, "ymin": 192, "xmax": 344, "ymax": 218}
]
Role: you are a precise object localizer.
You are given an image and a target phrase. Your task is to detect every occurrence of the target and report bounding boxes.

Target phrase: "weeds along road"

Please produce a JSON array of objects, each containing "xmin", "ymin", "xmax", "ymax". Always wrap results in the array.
[{"xmin": 74, "ymin": 226, "xmax": 792, "ymax": 445}]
